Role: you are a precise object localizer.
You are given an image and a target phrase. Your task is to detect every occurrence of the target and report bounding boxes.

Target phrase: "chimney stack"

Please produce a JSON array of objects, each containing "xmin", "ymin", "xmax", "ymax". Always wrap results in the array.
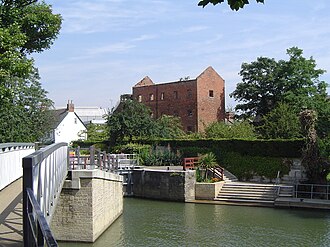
[{"xmin": 67, "ymin": 100, "xmax": 74, "ymax": 112}]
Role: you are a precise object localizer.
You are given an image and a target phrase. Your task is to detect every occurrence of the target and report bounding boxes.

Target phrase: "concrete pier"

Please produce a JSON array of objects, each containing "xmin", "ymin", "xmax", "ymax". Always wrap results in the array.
[{"xmin": 50, "ymin": 170, "xmax": 123, "ymax": 243}]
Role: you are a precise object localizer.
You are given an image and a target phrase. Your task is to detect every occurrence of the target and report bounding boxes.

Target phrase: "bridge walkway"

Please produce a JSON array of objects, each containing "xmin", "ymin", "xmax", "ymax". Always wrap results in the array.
[{"xmin": 0, "ymin": 179, "xmax": 23, "ymax": 247}]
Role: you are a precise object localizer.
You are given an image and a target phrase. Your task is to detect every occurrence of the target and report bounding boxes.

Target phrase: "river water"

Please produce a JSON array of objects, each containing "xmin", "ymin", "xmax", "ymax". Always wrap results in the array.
[{"xmin": 61, "ymin": 198, "xmax": 330, "ymax": 247}]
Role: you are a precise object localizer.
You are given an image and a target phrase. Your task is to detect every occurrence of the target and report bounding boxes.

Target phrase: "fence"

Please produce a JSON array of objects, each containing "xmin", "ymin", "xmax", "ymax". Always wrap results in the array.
[
  {"xmin": 69, "ymin": 146, "xmax": 138, "ymax": 171},
  {"xmin": 0, "ymin": 143, "xmax": 35, "ymax": 190},
  {"xmin": 294, "ymin": 184, "xmax": 330, "ymax": 200},
  {"xmin": 23, "ymin": 142, "xmax": 68, "ymax": 246}
]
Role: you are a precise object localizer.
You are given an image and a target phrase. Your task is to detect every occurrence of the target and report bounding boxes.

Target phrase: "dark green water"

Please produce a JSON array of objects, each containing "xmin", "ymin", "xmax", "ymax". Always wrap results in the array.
[{"xmin": 61, "ymin": 198, "xmax": 330, "ymax": 247}]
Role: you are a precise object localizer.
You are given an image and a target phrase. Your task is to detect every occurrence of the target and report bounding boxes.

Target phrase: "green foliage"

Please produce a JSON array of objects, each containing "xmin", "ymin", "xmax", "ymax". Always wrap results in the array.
[
  {"xmin": 198, "ymin": 0, "xmax": 264, "ymax": 11},
  {"xmin": 319, "ymin": 137, "xmax": 330, "ymax": 159},
  {"xmin": 0, "ymin": 0, "xmax": 61, "ymax": 142},
  {"xmin": 0, "ymin": 68, "xmax": 54, "ymax": 142},
  {"xmin": 112, "ymin": 143, "xmax": 151, "ymax": 154},
  {"xmin": 107, "ymin": 100, "xmax": 156, "ymax": 143},
  {"xmin": 144, "ymin": 139, "xmax": 303, "ymax": 158},
  {"xmin": 205, "ymin": 121, "xmax": 256, "ymax": 139},
  {"xmin": 141, "ymin": 150, "xmax": 182, "ymax": 166},
  {"xmin": 258, "ymin": 103, "xmax": 302, "ymax": 139},
  {"xmin": 107, "ymin": 100, "xmax": 186, "ymax": 143},
  {"xmin": 231, "ymin": 47, "xmax": 327, "ymax": 120},
  {"xmin": 155, "ymin": 115, "xmax": 185, "ymax": 139},
  {"xmin": 85, "ymin": 123, "xmax": 108, "ymax": 142},
  {"xmin": 178, "ymin": 146, "xmax": 212, "ymax": 157},
  {"xmin": 326, "ymin": 173, "xmax": 330, "ymax": 182},
  {"xmin": 221, "ymin": 152, "xmax": 289, "ymax": 180},
  {"xmin": 198, "ymin": 152, "xmax": 217, "ymax": 181}
]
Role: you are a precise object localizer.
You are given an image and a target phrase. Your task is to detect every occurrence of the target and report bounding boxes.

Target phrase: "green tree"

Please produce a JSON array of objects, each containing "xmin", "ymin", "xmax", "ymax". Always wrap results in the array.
[
  {"xmin": 198, "ymin": 0, "xmax": 264, "ymax": 11},
  {"xmin": 0, "ymin": 68, "xmax": 54, "ymax": 142},
  {"xmin": 230, "ymin": 47, "xmax": 327, "ymax": 120},
  {"xmin": 258, "ymin": 102, "xmax": 302, "ymax": 139},
  {"xmin": 155, "ymin": 115, "xmax": 185, "ymax": 139},
  {"xmin": 198, "ymin": 152, "xmax": 217, "ymax": 181},
  {"xmin": 205, "ymin": 121, "xmax": 256, "ymax": 139},
  {"xmin": 0, "ymin": 0, "xmax": 62, "ymax": 142},
  {"xmin": 85, "ymin": 123, "xmax": 109, "ymax": 142},
  {"xmin": 107, "ymin": 100, "xmax": 156, "ymax": 143}
]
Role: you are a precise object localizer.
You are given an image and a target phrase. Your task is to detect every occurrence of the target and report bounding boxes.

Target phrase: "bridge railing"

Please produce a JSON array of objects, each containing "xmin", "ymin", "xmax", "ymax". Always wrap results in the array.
[
  {"xmin": 23, "ymin": 142, "xmax": 68, "ymax": 247},
  {"xmin": 69, "ymin": 146, "xmax": 138, "ymax": 171},
  {"xmin": 0, "ymin": 143, "xmax": 35, "ymax": 191}
]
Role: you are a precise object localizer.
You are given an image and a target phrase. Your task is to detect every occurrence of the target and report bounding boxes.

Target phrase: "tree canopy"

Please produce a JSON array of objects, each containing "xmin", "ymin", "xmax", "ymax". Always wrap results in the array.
[
  {"xmin": 230, "ymin": 47, "xmax": 327, "ymax": 118},
  {"xmin": 198, "ymin": 0, "xmax": 264, "ymax": 11},
  {"xmin": 0, "ymin": 0, "xmax": 62, "ymax": 142},
  {"xmin": 107, "ymin": 100, "xmax": 185, "ymax": 144},
  {"xmin": 231, "ymin": 47, "xmax": 329, "ymax": 141}
]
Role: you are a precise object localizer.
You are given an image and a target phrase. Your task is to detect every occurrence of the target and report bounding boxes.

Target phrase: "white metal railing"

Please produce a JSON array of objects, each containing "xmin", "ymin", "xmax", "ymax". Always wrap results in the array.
[
  {"xmin": 23, "ymin": 142, "xmax": 68, "ymax": 246},
  {"xmin": 0, "ymin": 143, "xmax": 35, "ymax": 190}
]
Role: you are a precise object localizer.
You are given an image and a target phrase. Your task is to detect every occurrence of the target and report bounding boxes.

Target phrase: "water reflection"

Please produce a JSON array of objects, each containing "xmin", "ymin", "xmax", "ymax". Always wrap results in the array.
[{"xmin": 61, "ymin": 198, "xmax": 330, "ymax": 247}]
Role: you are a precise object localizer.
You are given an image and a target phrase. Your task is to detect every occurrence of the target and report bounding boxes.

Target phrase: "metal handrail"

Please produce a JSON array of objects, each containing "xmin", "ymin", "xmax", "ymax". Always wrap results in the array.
[
  {"xmin": 69, "ymin": 146, "xmax": 138, "ymax": 171},
  {"xmin": 0, "ymin": 142, "xmax": 35, "ymax": 191},
  {"xmin": 0, "ymin": 142, "xmax": 35, "ymax": 150},
  {"xmin": 26, "ymin": 188, "xmax": 58, "ymax": 246},
  {"xmin": 23, "ymin": 142, "xmax": 68, "ymax": 247},
  {"xmin": 294, "ymin": 183, "xmax": 330, "ymax": 200}
]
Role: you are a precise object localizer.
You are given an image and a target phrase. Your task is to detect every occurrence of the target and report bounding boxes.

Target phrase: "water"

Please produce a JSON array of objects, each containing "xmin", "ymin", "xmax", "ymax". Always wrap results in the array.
[{"xmin": 61, "ymin": 198, "xmax": 330, "ymax": 247}]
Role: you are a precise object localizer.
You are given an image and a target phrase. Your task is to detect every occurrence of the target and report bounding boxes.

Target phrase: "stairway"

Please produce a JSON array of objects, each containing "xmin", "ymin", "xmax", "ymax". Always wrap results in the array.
[
  {"xmin": 215, "ymin": 182, "xmax": 277, "ymax": 206},
  {"xmin": 223, "ymin": 169, "xmax": 238, "ymax": 182},
  {"xmin": 277, "ymin": 185, "xmax": 294, "ymax": 198}
]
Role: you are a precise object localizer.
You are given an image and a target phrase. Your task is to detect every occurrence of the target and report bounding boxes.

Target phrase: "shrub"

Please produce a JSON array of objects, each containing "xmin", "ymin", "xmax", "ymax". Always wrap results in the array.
[{"xmin": 220, "ymin": 151, "xmax": 289, "ymax": 181}]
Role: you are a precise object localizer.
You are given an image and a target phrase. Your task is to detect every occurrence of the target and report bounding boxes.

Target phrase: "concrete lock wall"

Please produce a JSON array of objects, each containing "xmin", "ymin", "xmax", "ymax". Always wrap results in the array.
[
  {"xmin": 50, "ymin": 170, "xmax": 123, "ymax": 243},
  {"xmin": 132, "ymin": 168, "xmax": 196, "ymax": 202}
]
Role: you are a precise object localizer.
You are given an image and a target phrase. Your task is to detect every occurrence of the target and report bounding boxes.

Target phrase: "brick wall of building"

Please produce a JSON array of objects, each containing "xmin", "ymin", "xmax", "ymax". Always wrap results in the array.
[
  {"xmin": 132, "ymin": 66, "xmax": 225, "ymax": 132},
  {"xmin": 196, "ymin": 66, "xmax": 225, "ymax": 132}
]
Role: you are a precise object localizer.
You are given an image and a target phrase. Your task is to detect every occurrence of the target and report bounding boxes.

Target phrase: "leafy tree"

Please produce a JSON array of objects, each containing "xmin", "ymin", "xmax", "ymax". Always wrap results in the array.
[
  {"xmin": 198, "ymin": 0, "xmax": 264, "ymax": 11},
  {"xmin": 0, "ymin": 0, "xmax": 62, "ymax": 142},
  {"xmin": 84, "ymin": 123, "xmax": 108, "ymax": 142},
  {"xmin": 205, "ymin": 121, "xmax": 256, "ymax": 139},
  {"xmin": 230, "ymin": 47, "xmax": 327, "ymax": 121},
  {"xmin": 0, "ymin": 68, "xmax": 54, "ymax": 142},
  {"xmin": 198, "ymin": 152, "xmax": 217, "ymax": 181},
  {"xmin": 107, "ymin": 100, "xmax": 157, "ymax": 143},
  {"xmin": 155, "ymin": 115, "xmax": 185, "ymax": 139},
  {"xmin": 258, "ymin": 103, "xmax": 302, "ymax": 139}
]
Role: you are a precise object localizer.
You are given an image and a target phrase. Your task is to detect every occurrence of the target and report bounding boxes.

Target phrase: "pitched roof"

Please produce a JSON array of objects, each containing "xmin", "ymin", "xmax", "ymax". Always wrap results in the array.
[
  {"xmin": 52, "ymin": 108, "xmax": 68, "ymax": 129},
  {"xmin": 134, "ymin": 76, "xmax": 154, "ymax": 87}
]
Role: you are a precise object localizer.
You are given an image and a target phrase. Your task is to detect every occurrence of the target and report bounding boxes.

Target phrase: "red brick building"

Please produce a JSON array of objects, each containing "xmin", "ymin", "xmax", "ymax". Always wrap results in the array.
[{"xmin": 132, "ymin": 66, "xmax": 225, "ymax": 132}]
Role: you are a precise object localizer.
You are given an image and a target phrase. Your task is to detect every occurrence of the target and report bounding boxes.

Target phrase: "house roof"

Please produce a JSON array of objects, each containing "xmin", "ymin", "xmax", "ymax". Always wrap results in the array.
[
  {"xmin": 52, "ymin": 109, "xmax": 68, "ymax": 129},
  {"xmin": 52, "ymin": 108, "xmax": 86, "ymax": 129}
]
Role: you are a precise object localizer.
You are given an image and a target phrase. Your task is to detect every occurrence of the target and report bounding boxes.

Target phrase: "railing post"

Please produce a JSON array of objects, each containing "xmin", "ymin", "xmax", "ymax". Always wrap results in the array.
[
  {"xmin": 23, "ymin": 156, "xmax": 34, "ymax": 246},
  {"xmin": 90, "ymin": 146, "xmax": 95, "ymax": 168},
  {"xmin": 311, "ymin": 184, "xmax": 313, "ymax": 199},
  {"xmin": 76, "ymin": 146, "xmax": 80, "ymax": 169}
]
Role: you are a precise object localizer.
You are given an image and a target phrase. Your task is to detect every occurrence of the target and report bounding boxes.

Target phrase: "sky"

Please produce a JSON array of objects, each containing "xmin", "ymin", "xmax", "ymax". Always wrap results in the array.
[{"xmin": 34, "ymin": 0, "xmax": 330, "ymax": 110}]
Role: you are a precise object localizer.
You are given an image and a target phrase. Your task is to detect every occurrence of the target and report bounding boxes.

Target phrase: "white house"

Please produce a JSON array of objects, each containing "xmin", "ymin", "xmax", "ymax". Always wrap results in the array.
[{"xmin": 45, "ymin": 101, "xmax": 87, "ymax": 144}]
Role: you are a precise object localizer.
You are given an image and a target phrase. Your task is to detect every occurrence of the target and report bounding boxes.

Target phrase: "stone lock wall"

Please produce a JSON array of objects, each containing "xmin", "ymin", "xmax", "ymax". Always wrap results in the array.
[
  {"xmin": 50, "ymin": 170, "xmax": 123, "ymax": 243},
  {"xmin": 132, "ymin": 168, "xmax": 195, "ymax": 202}
]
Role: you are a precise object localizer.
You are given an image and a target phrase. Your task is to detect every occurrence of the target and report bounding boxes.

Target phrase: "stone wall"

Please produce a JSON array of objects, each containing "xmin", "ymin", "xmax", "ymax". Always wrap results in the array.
[
  {"xmin": 195, "ymin": 181, "xmax": 224, "ymax": 200},
  {"xmin": 132, "ymin": 168, "xmax": 195, "ymax": 202},
  {"xmin": 50, "ymin": 170, "xmax": 123, "ymax": 243}
]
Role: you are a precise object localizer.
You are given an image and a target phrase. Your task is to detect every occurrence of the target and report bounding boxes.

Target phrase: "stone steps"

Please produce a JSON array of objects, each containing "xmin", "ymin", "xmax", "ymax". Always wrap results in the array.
[
  {"xmin": 215, "ymin": 182, "xmax": 277, "ymax": 205},
  {"xmin": 222, "ymin": 170, "xmax": 238, "ymax": 182}
]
